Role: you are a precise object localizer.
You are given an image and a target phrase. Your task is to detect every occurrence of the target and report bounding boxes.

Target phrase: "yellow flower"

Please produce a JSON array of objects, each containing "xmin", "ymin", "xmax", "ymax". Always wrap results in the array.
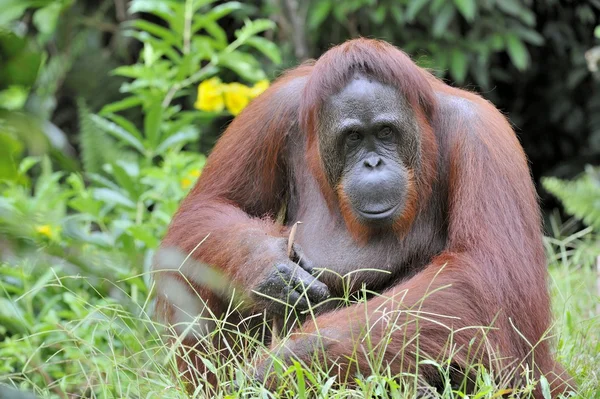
[
  {"xmin": 194, "ymin": 77, "xmax": 225, "ymax": 112},
  {"xmin": 180, "ymin": 170, "xmax": 201, "ymax": 189},
  {"xmin": 36, "ymin": 224, "xmax": 55, "ymax": 239},
  {"xmin": 224, "ymin": 83, "xmax": 251, "ymax": 116},
  {"xmin": 180, "ymin": 177, "xmax": 192, "ymax": 189},
  {"xmin": 249, "ymin": 80, "xmax": 270, "ymax": 98}
]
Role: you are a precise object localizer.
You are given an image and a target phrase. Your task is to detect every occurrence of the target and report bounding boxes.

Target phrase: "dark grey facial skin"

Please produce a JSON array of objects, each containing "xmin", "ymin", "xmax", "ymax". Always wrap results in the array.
[{"xmin": 318, "ymin": 74, "xmax": 422, "ymax": 226}]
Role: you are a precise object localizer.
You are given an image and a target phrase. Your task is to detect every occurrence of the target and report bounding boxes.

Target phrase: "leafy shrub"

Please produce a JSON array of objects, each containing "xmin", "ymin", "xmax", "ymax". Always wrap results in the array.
[{"xmin": 0, "ymin": 1, "xmax": 280, "ymax": 395}]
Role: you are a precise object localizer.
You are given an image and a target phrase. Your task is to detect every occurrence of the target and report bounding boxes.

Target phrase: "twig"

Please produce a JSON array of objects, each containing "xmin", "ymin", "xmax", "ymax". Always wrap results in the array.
[
  {"xmin": 183, "ymin": 0, "xmax": 193, "ymax": 55},
  {"xmin": 287, "ymin": 221, "xmax": 302, "ymax": 258},
  {"xmin": 114, "ymin": 0, "xmax": 127, "ymax": 22}
]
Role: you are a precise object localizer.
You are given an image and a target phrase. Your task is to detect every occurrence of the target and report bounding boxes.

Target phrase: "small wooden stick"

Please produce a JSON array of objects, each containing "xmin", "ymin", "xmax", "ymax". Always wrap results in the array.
[
  {"xmin": 287, "ymin": 221, "xmax": 303, "ymax": 258},
  {"xmin": 273, "ymin": 221, "xmax": 303, "ymax": 342}
]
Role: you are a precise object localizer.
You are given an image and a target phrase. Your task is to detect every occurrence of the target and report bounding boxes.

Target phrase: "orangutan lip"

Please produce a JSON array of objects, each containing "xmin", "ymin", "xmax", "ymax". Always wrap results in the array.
[{"xmin": 357, "ymin": 204, "xmax": 399, "ymax": 220}]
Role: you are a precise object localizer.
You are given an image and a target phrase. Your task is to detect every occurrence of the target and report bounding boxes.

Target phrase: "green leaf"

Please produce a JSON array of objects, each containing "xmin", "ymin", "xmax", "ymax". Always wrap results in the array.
[
  {"xmin": 0, "ymin": 85, "xmax": 29, "ymax": 110},
  {"xmin": 0, "ymin": 49, "xmax": 43, "ymax": 87},
  {"xmin": 308, "ymin": 1, "xmax": 332, "ymax": 29},
  {"xmin": 0, "ymin": 0, "xmax": 36, "ymax": 26},
  {"xmin": 92, "ymin": 188, "xmax": 136, "ymax": 208},
  {"xmin": 204, "ymin": 1, "xmax": 243, "ymax": 20},
  {"xmin": 370, "ymin": 6, "xmax": 386, "ymax": 25},
  {"xmin": 129, "ymin": 0, "xmax": 176, "ymax": 23},
  {"xmin": 234, "ymin": 19, "xmax": 276, "ymax": 41},
  {"xmin": 244, "ymin": 36, "xmax": 282, "ymax": 64},
  {"xmin": 110, "ymin": 160, "xmax": 140, "ymax": 200},
  {"xmin": 129, "ymin": 19, "xmax": 179, "ymax": 45},
  {"xmin": 128, "ymin": 225, "xmax": 159, "ymax": 248},
  {"xmin": 505, "ymin": 34, "xmax": 529, "ymax": 71},
  {"xmin": 0, "ymin": 132, "xmax": 21, "ymax": 181},
  {"xmin": 450, "ymin": 49, "xmax": 468, "ymax": 83},
  {"xmin": 539, "ymin": 375, "xmax": 552, "ymax": 399},
  {"xmin": 203, "ymin": 19, "xmax": 227, "ymax": 48},
  {"xmin": 218, "ymin": 51, "xmax": 266, "ymax": 81},
  {"xmin": 406, "ymin": 0, "xmax": 429, "ymax": 21},
  {"xmin": 453, "ymin": 0, "xmax": 475, "ymax": 21},
  {"xmin": 90, "ymin": 114, "xmax": 146, "ymax": 154},
  {"xmin": 144, "ymin": 98, "xmax": 163, "ymax": 148},
  {"xmin": 432, "ymin": 3, "xmax": 455, "ymax": 37},
  {"xmin": 105, "ymin": 114, "xmax": 144, "ymax": 142},
  {"xmin": 156, "ymin": 127, "xmax": 198, "ymax": 154},
  {"xmin": 78, "ymin": 101, "xmax": 117, "ymax": 173},
  {"xmin": 99, "ymin": 96, "xmax": 144, "ymax": 115},
  {"xmin": 497, "ymin": 0, "xmax": 535, "ymax": 26},
  {"xmin": 513, "ymin": 27, "xmax": 544, "ymax": 46},
  {"xmin": 33, "ymin": 3, "xmax": 62, "ymax": 35},
  {"xmin": 595, "ymin": 25, "xmax": 600, "ymax": 39}
]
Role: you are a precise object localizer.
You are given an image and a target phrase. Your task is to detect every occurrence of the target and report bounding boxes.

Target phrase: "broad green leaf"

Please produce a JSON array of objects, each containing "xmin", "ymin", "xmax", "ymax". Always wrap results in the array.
[
  {"xmin": 497, "ymin": 0, "xmax": 535, "ymax": 26},
  {"xmin": 128, "ymin": 225, "xmax": 159, "ymax": 248},
  {"xmin": 595, "ymin": 25, "xmax": 600, "ymax": 39},
  {"xmin": 129, "ymin": 19, "xmax": 179, "ymax": 45},
  {"xmin": 112, "ymin": 64, "xmax": 148, "ymax": 79},
  {"xmin": 0, "ymin": 0, "xmax": 37, "ymax": 26},
  {"xmin": 105, "ymin": 114, "xmax": 144, "ymax": 142},
  {"xmin": 90, "ymin": 114, "xmax": 146, "ymax": 154},
  {"xmin": 539, "ymin": 375, "xmax": 551, "ymax": 399},
  {"xmin": 191, "ymin": 36, "xmax": 216, "ymax": 60},
  {"xmin": 245, "ymin": 36, "xmax": 281, "ymax": 64},
  {"xmin": 92, "ymin": 188, "xmax": 136, "ymax": 208},
  {"xmin": 124, "ymin": 31, "xmax": 182, "ymax": 63},
  {"xmin": 308, "ymin": 1, "xmax": 332, "ymax": 29},
  {"xmin": 110, "ymin": 160, "xmax": 140, "ymax": 200},
  {"xmin": 129, "ymin": 0, "xmax": 176, "ymax": 23},
  {"xmin": 505, "ymin": 34, "xmax": 529, "ymax": 71},
  {"xmin": 1, "ymin": 49, "xmax": 43, "ymax": 87},
  {"xmin": 235, "ymin": 19, "xmax": 276, "ymax": 41},
  {"xmin": 0, "ymin": 85, "xmax": 28, "ymax": 110},
  {"xmin": 513, "ymin": 26, "xmax": 544, "ymax": 46},
  {"xmin": 33, "ymin": 2, "xmax": 62, "ymax": 35},
  {"xmin": 453, "ymin": 0, "xmax": 475, "ymax": 21},
  {"xmin": 203, "ymin": 19, "xmax": 227, "ymax": 48},
  {"xmin": 99, "ymin": 96, "xmax": 144, "ymax": 115},
  {"xmin": 430, "ymin": 0, "xmax": 445, "ymax": 13},
  {"xmin": 204, "ymin": 1, "xmax": 243, "ymax": 20},
  {"xmin": 450, "ymin": 49, "xmax": 468, "ymax": 83},
  {"xmin": 0, "ymin": 132, "xmax": 21, "ymax": 181},
  {"xmin": 406, "ymin": 0, "xmax": 429, "ymax": 21},
  {"xmin": 156, "ymin": 127, "xmax": 199, "ymax": 154},
  {"xmin": 432, "ymin": 4, "xmax": 455, "ymax": 37},
  {"xmin": 390, "ymin": 6, "xmax": 404, "ymax": 23},
  {"xmin": 218, "ymin": 51, "xmax": 266, "ymax": 81},
  {"xmin": 370, "ymin": 6, "xmax": 386, "ymax": 25},
  {"xmin": 144, "ymin": 98, "xmax": 163, "ymax": 148}
]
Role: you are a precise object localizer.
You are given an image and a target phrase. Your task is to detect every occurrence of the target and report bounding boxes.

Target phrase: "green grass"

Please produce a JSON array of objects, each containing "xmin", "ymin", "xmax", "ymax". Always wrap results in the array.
[{"xmin": 0, "ymin": 238, "xmax": 598, "ymax": 399}]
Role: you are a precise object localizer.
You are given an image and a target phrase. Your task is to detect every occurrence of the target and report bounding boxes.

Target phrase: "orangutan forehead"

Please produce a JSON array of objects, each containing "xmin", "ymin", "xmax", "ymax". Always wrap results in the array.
[{"xmin": 319, "ymin": 75, "xmax": 413, "ymax": 125}]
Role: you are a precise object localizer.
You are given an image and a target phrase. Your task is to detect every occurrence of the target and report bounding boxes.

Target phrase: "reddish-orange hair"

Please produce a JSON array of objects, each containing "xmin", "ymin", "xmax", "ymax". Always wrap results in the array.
[{"xmin": 300, "ymin": 38, "xmax": 438, "ymax": 236}]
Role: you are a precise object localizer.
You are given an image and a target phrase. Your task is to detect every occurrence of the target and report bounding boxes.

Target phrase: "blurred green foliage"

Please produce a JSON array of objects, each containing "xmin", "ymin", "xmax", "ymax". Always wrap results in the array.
[{"xmin": 304, "ymin": 0, "xmax": 541, "ymax": 85}]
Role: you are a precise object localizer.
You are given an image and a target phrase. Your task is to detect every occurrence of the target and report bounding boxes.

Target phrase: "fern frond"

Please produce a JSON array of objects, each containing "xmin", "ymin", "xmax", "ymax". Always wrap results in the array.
[
  {"xmin": 77, "ymin": 99, "xmax": 119, "ymax": 174},
  {"xmin": 543, "ymin": 167, "xmax": 600, "ymax": 230}
]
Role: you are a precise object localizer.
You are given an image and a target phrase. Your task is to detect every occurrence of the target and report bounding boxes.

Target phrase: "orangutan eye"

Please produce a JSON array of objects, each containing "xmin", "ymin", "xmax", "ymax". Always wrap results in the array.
[
  {"xmin": 378, "ymin": 127, "xmax": 392, "ymax": 139},
  {"xmin": 347, "ymin": 131, "xmax": 362, "ymax": 144}
]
